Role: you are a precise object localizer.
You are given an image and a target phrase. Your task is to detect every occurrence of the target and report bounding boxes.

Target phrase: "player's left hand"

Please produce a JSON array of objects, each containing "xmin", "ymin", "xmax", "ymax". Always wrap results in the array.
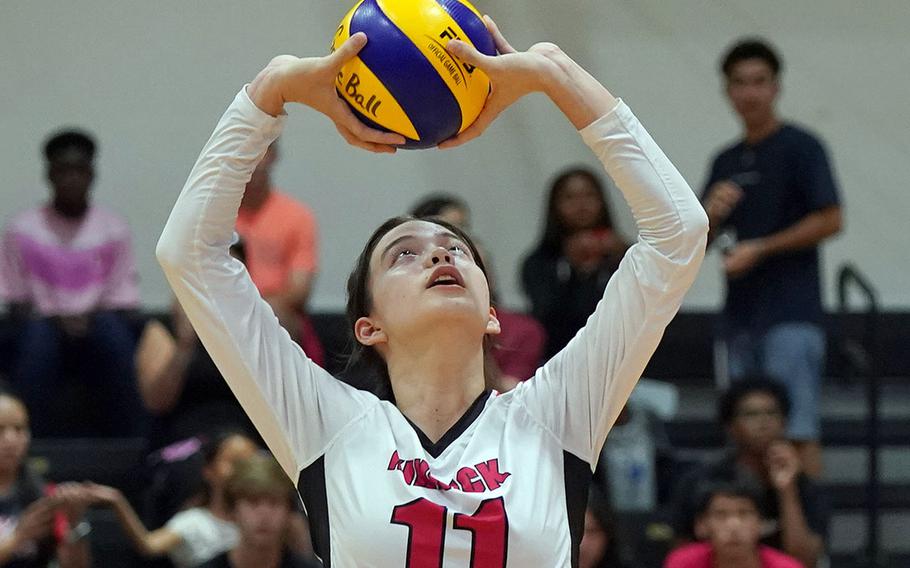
[
  {"xmin": 724, "ymin": 239, "xmax": 766, "ymax": 278},
  {"xmin": 439, "ymin": 16, "xmax": 563, "ymax": 148}
]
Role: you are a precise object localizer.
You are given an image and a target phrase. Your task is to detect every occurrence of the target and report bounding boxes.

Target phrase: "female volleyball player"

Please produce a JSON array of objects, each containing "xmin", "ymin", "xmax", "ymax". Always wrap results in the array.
[{"xmin": 157, "ymin": 17, "xmax": 708, "ymax": 567}]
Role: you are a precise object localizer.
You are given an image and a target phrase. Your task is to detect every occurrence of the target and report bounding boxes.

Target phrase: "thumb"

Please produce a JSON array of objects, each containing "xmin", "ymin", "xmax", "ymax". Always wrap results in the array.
[
  {"xmin": 330, "ymin": 32, "xmax": 368, "ymax": 67},
  {"xmin": 446, "ymin": 39, "xmax": 490, "ymax": 68}
]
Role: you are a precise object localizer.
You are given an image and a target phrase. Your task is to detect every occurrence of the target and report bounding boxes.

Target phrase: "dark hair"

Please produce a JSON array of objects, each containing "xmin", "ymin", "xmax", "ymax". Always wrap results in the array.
[
  {"xmin": 201, "ymin": 429, "xmax": 252, "ymax": 466},
  {"xmin": 345, "ymin": 216, "xmax": 498, "ymax": 402},
  {"xmin": 721, "ymin": 38, "xmax": 782, "ymax": 78},
  {"xmin": 536, "ymin": 166, "xmax": 614, "ymax": 256},
  {"xmin": 410, "ymin": 194, "xmax": 468, "ymax": 220},
  {"xmin": 43, "ymin": 129, "xmax": 96, "ymax": 162},
  {"xmin": 694, "ymin": 478, "xmax": 764, "ymax": 518},
  {"xmin": 718, "ymin": 377, "xmax": 791, "ymax": 426},
  {"xmin": 224, "ymin": 454, "xmax": 294, "ymax": 510}
]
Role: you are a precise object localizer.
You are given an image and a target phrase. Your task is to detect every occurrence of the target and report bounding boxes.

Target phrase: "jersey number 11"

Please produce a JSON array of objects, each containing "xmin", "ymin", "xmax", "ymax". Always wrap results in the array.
[{"xmin": 391, "ymin": 497, "xmax": 508, "ymax": 567}]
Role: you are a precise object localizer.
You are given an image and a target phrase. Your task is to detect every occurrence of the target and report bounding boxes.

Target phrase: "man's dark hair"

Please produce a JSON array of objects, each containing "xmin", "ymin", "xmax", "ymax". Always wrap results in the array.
[
  {"xmin": 720, "ymin": 38, "xmax": 782, "ymax": 78},
  {"xmin": 694, "ymin": 477, "xmax": 764, "ymax": 518},
  {"xmin": 718, "ymin": 377, "xmax": 791, "ymax": 426},
  {"xmin": 43, "ymin": 129, "xmax": 96, "ymax": 162}
]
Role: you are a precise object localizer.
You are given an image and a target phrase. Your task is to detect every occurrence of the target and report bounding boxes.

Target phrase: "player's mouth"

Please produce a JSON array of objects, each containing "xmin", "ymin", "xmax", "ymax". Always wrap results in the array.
[{"xmin": 426, "ymin": 266, "xmax": 465, "ymax": 289}]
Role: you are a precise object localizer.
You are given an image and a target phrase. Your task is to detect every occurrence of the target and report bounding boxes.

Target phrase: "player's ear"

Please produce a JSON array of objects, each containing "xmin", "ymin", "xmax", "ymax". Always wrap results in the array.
[
  {"xmin": 485, "ymin": 307, "xmax": 501, "ymax": 336},
  {"xmin": 355, "ymin": 316, "xmax": 387, "ymax": 346}
]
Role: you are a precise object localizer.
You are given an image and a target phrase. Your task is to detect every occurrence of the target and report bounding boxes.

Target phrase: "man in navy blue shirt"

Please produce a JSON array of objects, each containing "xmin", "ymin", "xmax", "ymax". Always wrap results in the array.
[{"xmin": 703, "ymin": 39, "xmax": 843, "ymax": 477}]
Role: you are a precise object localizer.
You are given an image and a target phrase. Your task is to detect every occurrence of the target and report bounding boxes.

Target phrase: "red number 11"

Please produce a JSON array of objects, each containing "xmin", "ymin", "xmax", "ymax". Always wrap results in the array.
[{"xmin": 390, "ymin": 497, "xmax": 508, "ymax": 568}]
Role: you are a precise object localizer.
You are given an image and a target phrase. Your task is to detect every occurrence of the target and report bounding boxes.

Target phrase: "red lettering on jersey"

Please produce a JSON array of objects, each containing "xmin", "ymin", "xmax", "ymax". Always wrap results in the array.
[
  {"xmin": 414, "ymin": 459, "xmax": 452, "ymax": 490},
  {"xmin": 386, "ymin": 451, "xmax": 512, "ymax": 493},
  {"xmin": 388, "ymin": 450, "xmax": 404, "ymax": 471},
  {"xmin": 476, "ymin": 459, "xmax": 511, "ymax": 490},
  {"xmin": 402, "ymin": 460, "xmax": 417, "ymax": 485},
  {"xmin": 456, "ymin": 467, "xmax": 486, "ymax": 493}
]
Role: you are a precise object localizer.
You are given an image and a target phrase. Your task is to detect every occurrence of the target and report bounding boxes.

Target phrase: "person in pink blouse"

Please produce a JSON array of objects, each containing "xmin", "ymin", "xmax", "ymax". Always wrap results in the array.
[
  {"xmin": 0, "ymin": 130, "xmax": 145, "ymax": 437},
  {"xmin": 665, "ymin": 480, "xmax": 803, "ymax": 568}
]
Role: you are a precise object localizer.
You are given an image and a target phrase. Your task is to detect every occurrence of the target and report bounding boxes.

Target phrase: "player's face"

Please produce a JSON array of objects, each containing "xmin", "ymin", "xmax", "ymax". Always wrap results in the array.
[
  {"xmin": 233, "ymin": 495, "xmax": 291, "ymax": 548},
  {"xmin": 726, "ymin": 59, "xmax": 779, "ymax": 126},
  {"xmin": 0, "ymin": 396, "xmax": 30, "ymax": 475},
  {"xmin": 556, "ymin": 176, "xmax": 603, "ymax": 232},
  {"xmin": 702, "ymin": 494, "xmax": 762, "ymax": 554},
  {"xmin": 363, "ymin": 220, "xmax": 496, "ymax": 344},
  {"xmin": 728, "ymin": 392, "xmax": 786, "ymax": 454}
]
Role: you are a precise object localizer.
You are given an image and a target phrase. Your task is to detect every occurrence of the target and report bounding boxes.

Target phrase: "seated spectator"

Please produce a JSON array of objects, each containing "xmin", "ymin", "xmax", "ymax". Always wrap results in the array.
[
  {"xmin": 0, "ymin": 386, "xmax": 92, "ymax": 567},
  {"xmin": 199, "ymin": 454, "xmax": 319, "ymax": 568},
  {"xmin": 521, "ymin": 167, "xmax": 629, "ymax": 358},
  {"xmin": 664, "ymin": 480, "xmax": 802, "ymax": 568},
  {"xmin": 86, "ymin": 431, "xmax": 258, "ymax": 568},
  {"xmin": 136, "ymin": 240, "xmax": 256, "ymax": 450},
  {"xmin": 0, "ymin": 129, "xmax": 145, "ymax": 437},
  {"xmin": 410, "ymin": 194, "xmax": 547, "ymax": 385},
  {"xmin": 579, "ymin": 487, "xmax": 627, "ymax": 568},
  {"xmin": 671, "ymin": 379, "xmax": 827, "ymax": 567},
  {"xmin": 597, "ymin": 398, "xmax": 671, "ymax": 513},
  {"xmin": 236, "ymin": 143, "xmax": 324, "ymax": 367}
]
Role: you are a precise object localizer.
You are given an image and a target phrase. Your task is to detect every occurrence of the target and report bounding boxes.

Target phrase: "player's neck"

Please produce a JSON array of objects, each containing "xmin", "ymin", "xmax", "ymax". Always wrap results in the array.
[
  {"xmin": 228, "ymin": 542, "xmax": 282, "ymax": 568},
  {"xmin": 387, "ymin": 339, "xmax": 487, "ymax": 443}
]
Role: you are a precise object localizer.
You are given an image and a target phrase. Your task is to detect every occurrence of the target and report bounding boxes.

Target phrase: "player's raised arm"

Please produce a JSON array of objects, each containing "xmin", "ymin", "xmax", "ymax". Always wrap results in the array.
[
  {"xmin": 446, "ymin": 17, "xmax": 709, "ymax": 465},
  {"xmin": 156, "ymin": 35, "xmax": 399, "ymax": 478}
]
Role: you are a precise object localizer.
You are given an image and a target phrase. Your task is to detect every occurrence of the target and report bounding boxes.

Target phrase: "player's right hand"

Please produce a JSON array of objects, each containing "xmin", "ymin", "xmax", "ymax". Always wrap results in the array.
[
  {"xmin": 704, "ymin": 181, "xmax": 744, "ymax": 224},
  {"xmin": 248, "ymin": 35, "xmax": 406, "ymax": 154}
]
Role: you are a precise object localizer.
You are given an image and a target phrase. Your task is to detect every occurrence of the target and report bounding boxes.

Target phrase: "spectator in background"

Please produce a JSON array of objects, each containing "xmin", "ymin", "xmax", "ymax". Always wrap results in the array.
[
  {"xmin": 597, "ymin": 398, "xmax": 671, "ymax": 513},
  {"xmin": 0, "ymin": 129, "xmax": 145, "ymax": 438},
  {"xmin": 671, "ymin": 379, "xmax": 826, "ymax": 567},
  {"xmin": 199, "ymin": 454, "xmax": 319, "ymax": 568},
  {"xmin": 664, "ymin": 480, "xmax": 802, "ymax": 568},
  {"xmin": 135, "ymin": 238, "xmax": 257, "ymax": 450},
  {"xmin": 703, "ymin": 38, "xmax": 843, "ymax": 477},
  {"xmin": 236, "ymin": 142, "xmax": 324, "ymax": 366},
  {"xmin": 85, "ymin": 431, "xmax": 259, "ymax": 568},
  {"xmin": 579, "ymin": 486, "xmax": 628, "ymax": 568},
  {"xmin": 522, "ymin": 167, "xmax": 628, "ymax": 358},
  {"xmin": 0, "ymin": 387, "xmax": 92, "ymax": 568},
  {"xmin": 409, "ymin": 194, "xmax": 546, "ymax": 385}
]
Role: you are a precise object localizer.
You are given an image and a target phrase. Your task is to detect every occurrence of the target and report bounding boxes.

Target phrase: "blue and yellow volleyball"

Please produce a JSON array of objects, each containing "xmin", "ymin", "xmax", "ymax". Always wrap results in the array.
[{"xmin": 333, "ymin": 0, "xmax": 496, "ymax": 149}]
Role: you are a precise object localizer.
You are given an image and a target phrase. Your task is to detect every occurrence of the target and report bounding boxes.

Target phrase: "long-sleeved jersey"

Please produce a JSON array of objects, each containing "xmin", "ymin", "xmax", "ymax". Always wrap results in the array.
[{"xmin": 157, "ymin": 87, "xmax": 708, "ymax": 567}]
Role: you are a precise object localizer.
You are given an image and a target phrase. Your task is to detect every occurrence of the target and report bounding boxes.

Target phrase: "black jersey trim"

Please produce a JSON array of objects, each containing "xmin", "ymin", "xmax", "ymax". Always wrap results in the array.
[
  {"xmin": 297, "ymin": 456, "xmax": 331, "ymax": 567},
  {"xmin": 403, "ymin": 389, "xmax": 491, "ymax": 458},
  {"xmin": 564, "ymin": 451, "xmax": 593, "ymax": 568}
]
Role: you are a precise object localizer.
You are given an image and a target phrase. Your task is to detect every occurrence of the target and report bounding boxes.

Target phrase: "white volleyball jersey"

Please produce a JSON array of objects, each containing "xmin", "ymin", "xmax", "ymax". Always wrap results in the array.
[{"xmin": 157, "ymin": 87, "xmax": 707, "ymax": 567}]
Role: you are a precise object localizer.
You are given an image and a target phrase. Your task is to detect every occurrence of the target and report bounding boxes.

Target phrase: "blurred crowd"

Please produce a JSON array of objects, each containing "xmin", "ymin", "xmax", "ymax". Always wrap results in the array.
[{"xmin": 0, "ymin": 37, "xmax": 841, "ymax": 567}]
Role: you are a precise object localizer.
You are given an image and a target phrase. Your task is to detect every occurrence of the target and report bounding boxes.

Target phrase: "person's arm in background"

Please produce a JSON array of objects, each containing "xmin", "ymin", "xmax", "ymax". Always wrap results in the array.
[
  {"xmin": 1, "ymin": 226, "xmax": 34, "ymax": 323},
  {"xmin": 84, "ymin": 483, "xmax": 183, "ymax": 557},
  {"xmin": 135, "ymin": 303, "xmax": 198, "ymax": 414},
  {"xmin": 0, "ymin": 498, "xmax": 55, "ymax": 563},
  {"xmin": 54, "ymin": 483, "xmax": 93, "ymax": 568},
  {"xmin": 768, "ymin": 441, "xmax": 823, "ymax": 567},
  {"xmin": 724, "ymin": 206, "xmax": 841, "ymax": 279}
]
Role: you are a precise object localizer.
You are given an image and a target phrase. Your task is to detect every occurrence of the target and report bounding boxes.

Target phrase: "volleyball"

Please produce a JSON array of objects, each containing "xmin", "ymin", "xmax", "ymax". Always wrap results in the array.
[{"xmin": 332, "ymin": 0, "xmax": 496, "ymax": 149}]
